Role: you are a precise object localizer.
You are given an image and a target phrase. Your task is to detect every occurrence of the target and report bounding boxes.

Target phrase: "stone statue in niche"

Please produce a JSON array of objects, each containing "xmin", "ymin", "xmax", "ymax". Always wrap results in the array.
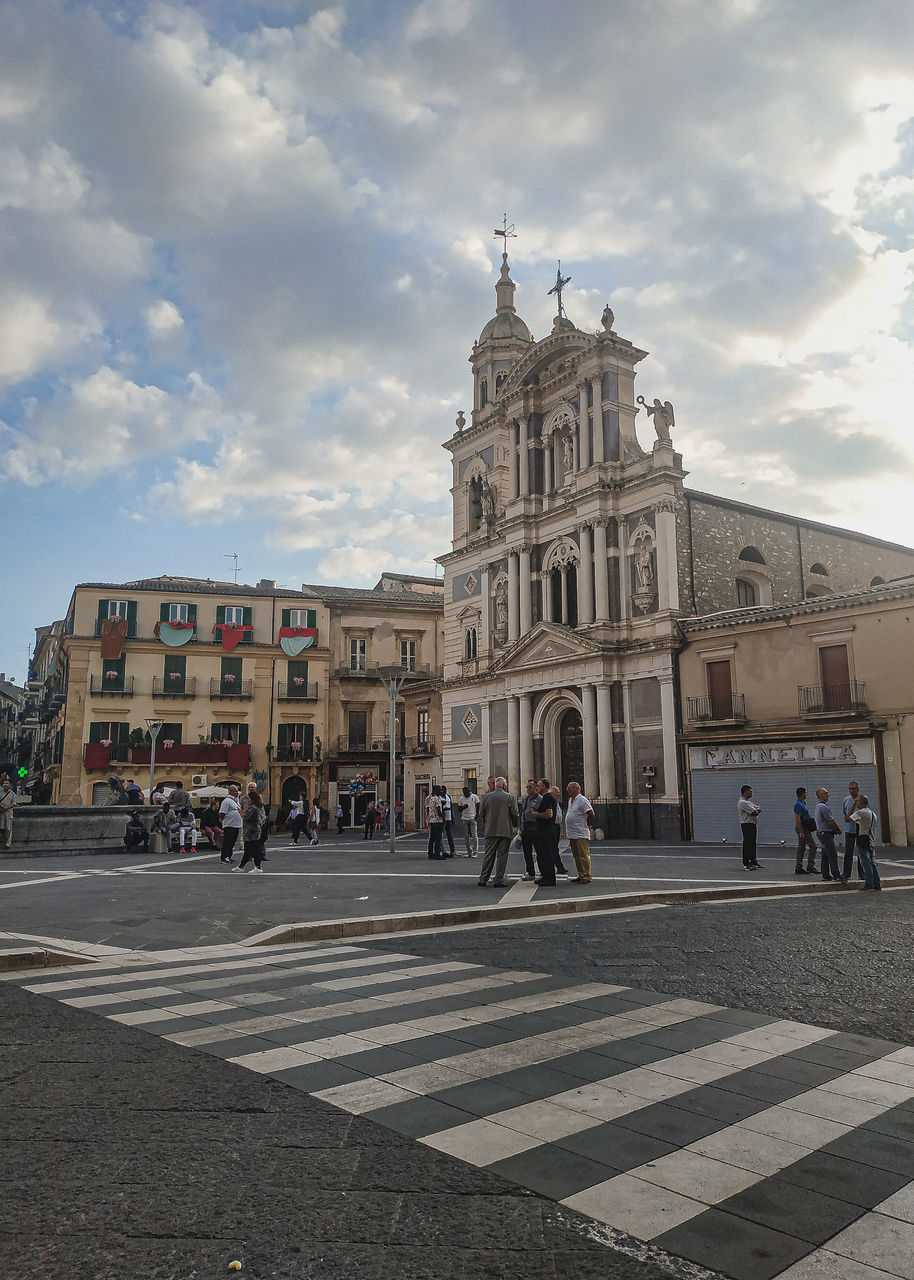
[
  {"xmin": 636, "ymin": 395, "xmax": 675, "ymax": 442},
  {"xmin": 562, "ymin": 434, "xmax": 574, "ymax": 476},
  {"xmin": 634, "ymin": 543, "xmax": 654, "ymax": 589},
  {"xmin": 494, "ymin": 592, "xmax": 508, "ymax": 629},
  {"xmin": 480, "ymin": 479, "xmax": 497, "ymax": 528}
]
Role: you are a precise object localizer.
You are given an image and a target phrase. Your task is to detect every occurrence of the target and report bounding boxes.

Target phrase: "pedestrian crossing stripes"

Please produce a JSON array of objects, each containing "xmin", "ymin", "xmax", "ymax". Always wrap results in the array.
[{"xmin": 11, "ymin": 942, "xmax": 914, "ymax": 1280}]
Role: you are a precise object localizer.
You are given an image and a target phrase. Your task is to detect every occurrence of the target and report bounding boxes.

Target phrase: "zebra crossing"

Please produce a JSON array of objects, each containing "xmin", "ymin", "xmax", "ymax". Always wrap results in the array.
[{"xmin": 12, "ymin": 941, "xmax": 914, "ymax": 1280}]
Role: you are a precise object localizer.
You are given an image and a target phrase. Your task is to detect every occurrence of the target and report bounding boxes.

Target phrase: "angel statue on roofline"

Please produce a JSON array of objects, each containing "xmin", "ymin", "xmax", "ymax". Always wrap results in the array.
[{"xmin": 636, "ymin": 395, "xmax": 675, "ymax": 442}]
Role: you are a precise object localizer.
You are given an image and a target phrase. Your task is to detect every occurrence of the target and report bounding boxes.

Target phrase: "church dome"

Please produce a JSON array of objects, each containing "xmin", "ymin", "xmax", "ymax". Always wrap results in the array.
[
  {"xmin": 477, "ymin": 254, "xmax": 533, "ymax": 347},
  {"xmin": 478, "ymin": 310, "xmax": 534, "ymax": 344}
]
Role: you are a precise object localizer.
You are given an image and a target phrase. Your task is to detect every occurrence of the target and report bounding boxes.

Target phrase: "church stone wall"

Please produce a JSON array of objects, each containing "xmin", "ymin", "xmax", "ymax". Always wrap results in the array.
[{"xmin": 684, "ymin": 493, "xmax": 914, "ymax": 616}]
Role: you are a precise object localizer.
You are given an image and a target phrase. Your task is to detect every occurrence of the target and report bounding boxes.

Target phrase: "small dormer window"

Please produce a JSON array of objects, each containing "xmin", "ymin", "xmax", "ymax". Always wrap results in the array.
[
  {"xmin": 809, "ymin": 563, "xmax": 829, "ymax": 577},
  {"xmin": 738, "ymin": 546, "xmax": 766, "ymax": 565}
]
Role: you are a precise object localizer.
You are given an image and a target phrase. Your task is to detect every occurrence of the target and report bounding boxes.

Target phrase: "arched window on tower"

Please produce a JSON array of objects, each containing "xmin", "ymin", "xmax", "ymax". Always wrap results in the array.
[
  {"xmin": 550, "ymin": 564, "xmax": 579, "ymax": 627},
  {"xmin": 495, "ymin": 373, "xmax": 507, "ymax": 395},
  {"xmin": 738, "ymin": 546, "xmax": 766, "ymax": 565},
  {"xmin": 479, "ymin": 378, "xmax": 488, "ymax": 408},
  {"xmin": 464, "ymin": 627, "xmax": 478, "ymax": 660},
  {"xmin": 736, "ymin": 577, "xmax": 758, "ymax": 607}
]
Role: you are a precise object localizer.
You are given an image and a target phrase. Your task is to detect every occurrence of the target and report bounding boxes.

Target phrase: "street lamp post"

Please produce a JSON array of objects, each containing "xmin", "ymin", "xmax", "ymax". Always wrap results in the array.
[
  {"xmin": 376, "ymin": 665, "xmax": 407, "ymax": 856},
  {"xmin": 145, "ymin": 718, "xmax": 164, "ymax": 800}
]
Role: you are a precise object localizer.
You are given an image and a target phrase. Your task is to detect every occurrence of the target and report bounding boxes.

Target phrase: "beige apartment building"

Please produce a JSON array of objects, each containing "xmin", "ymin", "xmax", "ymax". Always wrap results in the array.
[
  {"xmin": 34, "ymin": 573, "xmax": 442, "ymax": 827},
  {"xmin": 678, "ymin": 576, "xmax": 914, "ymax": 846}
]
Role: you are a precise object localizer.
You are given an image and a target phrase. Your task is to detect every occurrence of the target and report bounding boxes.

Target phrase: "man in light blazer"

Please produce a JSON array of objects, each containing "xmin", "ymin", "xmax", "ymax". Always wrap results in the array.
[{"xmin": 478, "ymin": 776, "xmax": 519, "ymax": 887}]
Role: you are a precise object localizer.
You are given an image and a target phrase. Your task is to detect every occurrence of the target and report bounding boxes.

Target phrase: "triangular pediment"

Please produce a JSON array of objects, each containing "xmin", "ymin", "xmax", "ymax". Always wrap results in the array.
[{"xmin": 489, "ymin": 621, "xmax": 603, "ymax": 674}]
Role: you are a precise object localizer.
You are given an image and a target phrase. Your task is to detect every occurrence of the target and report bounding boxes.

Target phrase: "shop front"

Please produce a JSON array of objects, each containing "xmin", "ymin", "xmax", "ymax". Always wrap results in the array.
[{"xmin": 687, "ymin": 737, "xmax": 879, "ymax": 844}]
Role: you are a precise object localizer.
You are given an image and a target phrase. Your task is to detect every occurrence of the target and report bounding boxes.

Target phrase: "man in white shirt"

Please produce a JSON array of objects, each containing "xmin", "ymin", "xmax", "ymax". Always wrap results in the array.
[
  {"xmin": 456, "ymin": 786, "xmax": 479, "ymax": 857},
  {"xmin": 737, "ymin": 784, "xmax": 762, "ymax": 869},
  {"xmin": 564, "ymin": 781, "xmax": 595, "ymax": 883},
  {"xmin": 852, "ymin": 794, "xmax": 881, "ymax": 891},
  {"xmin": 219, "ymin": 785, "xmax": 243, "ymax": 864}
]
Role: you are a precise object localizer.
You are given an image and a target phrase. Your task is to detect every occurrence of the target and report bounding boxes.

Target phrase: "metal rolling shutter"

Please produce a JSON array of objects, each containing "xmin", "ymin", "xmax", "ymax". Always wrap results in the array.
[{"xmin": 691, "ymin": 763, "xmax": 879, "ymax": 844}]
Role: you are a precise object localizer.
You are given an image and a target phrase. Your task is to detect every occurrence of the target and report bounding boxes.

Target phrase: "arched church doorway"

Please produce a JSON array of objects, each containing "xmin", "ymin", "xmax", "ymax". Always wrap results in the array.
[{"xmin": 559, "ymin": 707, "xmax": 584, "ymax": 795}]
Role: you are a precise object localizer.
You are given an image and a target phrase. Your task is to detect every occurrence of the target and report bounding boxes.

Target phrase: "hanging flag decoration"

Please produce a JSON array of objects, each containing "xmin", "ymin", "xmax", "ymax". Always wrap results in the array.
[
  {"xmin": 214, "ymin": 623, "xmax": 255, "ymax": 651},
  {"xmin": 100, "ymin": 615, "xmax": 129, "ymax": 660},
  {"xmin": 278, "ymin": 626, "xmax": 317, "ymax": 656},
  {"xmin": 154, "ymin": 620, "xmax": 196, "ymax": 647}
]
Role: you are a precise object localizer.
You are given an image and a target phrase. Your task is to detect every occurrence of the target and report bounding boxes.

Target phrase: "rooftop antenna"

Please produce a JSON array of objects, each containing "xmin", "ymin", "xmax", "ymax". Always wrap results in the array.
[
  {"xmin": 494, "ymin": 213, "xmax": 516, "ymax": 257},
  {"xmin": 224, "ymin": 552, "xmax": 239, "ymax": 584},
  {"xmin": 548, "ymin": 260, "xmax": 572, "ymax": 319}
]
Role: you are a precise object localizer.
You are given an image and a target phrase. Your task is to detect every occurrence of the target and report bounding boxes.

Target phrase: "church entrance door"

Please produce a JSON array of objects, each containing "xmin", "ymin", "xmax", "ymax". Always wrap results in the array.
[{"xmin": 559, "ymin": 707, "xmax": 584, "ymax": 795}]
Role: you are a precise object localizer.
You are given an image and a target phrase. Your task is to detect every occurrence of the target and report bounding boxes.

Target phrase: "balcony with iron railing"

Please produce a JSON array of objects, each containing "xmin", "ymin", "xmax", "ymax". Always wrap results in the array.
[
  {"xmin": 89, "ymin": 675, "xmax": 135, "ymax": 696},
  {"xmin": 798, "ymin": 681, "xmax": 868, "ymax": 716},
  {"xmin": 210, "ymin": 677, "xmax": 254, "ymax": 699},
  {"xmin": 685, "ymin": 693, "xmax": 747, "ymax": 724},
  {"xmin": 153, "ymin": 675, "xmax": 197, "ymax": 698},
  {"xmin": 334, "ymin": 735, "xmax": 390, "ymax": 754},
  {"xmin": 404, "ymin": 735, "xmax": 437, "ymax": 757},
  {"xmin": 277, "ymin": 681, "xmax": 320, "ymax": 701},
  {"xmin": 334, "ymin": 661, "xmax": 433, "ymax": 681},
  {"xmin": 272, "ymin": 745, "xmax": 320, "ymax": 763}
]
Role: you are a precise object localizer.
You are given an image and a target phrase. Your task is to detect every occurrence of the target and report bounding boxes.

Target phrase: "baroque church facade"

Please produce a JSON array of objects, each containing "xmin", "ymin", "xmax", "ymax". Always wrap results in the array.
[{"xmin": 439, "ymin": 253, "xmax": 914, "ymax": 838}]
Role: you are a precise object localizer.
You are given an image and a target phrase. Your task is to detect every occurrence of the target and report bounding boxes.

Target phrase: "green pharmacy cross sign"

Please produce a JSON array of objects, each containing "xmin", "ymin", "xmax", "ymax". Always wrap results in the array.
[{"xmin": 16, "ymin": 767, "xmax": 27, "ymax": 779}]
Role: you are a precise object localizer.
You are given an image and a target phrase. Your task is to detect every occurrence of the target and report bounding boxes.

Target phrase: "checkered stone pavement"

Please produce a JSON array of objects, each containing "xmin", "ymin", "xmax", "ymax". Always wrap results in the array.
[{"xmin": 13, "ymin": 942, "xmax": 914, "ymax": 1280}]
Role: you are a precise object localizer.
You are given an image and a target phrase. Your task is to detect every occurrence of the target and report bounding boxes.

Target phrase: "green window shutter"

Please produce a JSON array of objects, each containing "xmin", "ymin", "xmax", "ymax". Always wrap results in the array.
[
  {"xmin": 126, "ymin": 601, "xmax": 137, "ymax": 634},
  {"xmin": 160, "ymin": 603, "xmax": 170, "ymax": 622},
  {"xmin": 288, "ymin": 660, "xmax": 309, "ymax": 684},
  {"xmin": 242, "ymin": 605, "xmax": 253, "ymax": 644},
  {"xmin": 237, "ymin": 724, "xmax": 249, "ymax": 745},
  {"xmin": 276, "ymin": 724, "xmax": 288, "ymax": 750},
  {"xmin": 89, "ymin": 722, "xmax": 103, "ymax": 743},
  {"xmin": 216, "ymin": 605, "xmax": 226, "ymax": 625},
  {"xmin": 163, "ymin": 654, "xmax": 185, "ymax": 679},
  {"xmin": 113, "ymin": 723, "xmax": 130, "ymax": 743},
  {"xmin": 97, "ymin": 599, "xmax": 110, "ymax": 626},
  {"xmin": 306, "ymin": 609, "xmax": 316, "ymax": 628},
  {"xmin": 281, "ymin": 609, "xmax": 291, "ymax": 628},
  {"xmin": 210, "ymin": 723, "xmax": 221, "ymax": 741},
  {"xmin": 161, "ymin": 722, "xmax": 183, "ymax": 744},
  {"xmin": 220, "ymin": 656, "xmax": 242, "ymax": 680},
  {"xmin": 303, "ymin": 724, "xmax": 314, "ymax": 757},
  {"xmin": 187, "ymin": 604, "xmax": 197, "ymax": 625}
]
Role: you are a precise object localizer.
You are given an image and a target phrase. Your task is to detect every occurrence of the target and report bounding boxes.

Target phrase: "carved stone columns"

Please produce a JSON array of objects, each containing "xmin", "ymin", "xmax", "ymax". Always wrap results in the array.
[
  {"xmin": 596, "ymin": 682, "xmax": 614, "ymax": 799},
  {"xmin": 518, "ymin": 545, "xmax": 533, "ymax": 635},
  {"xmin": 577, "ymin": 523, "xmax": 594, "ymax": 625},
  {"xmin": 581, "ymin": 683, "xmax": 598, "ymax": 799},
  {"xmin": 591, "ymin": 376, "xmax": 604, "ymax": 463},
  {"xmin": 653, "ymin": 498, "xmax": 680, "ymax": 612},
  {"xmin": 593, "ymin": 518, "xmax": 610, "ymax": 621},
  {"xmin": 519, "ymin": 694, "xmax": 534, "ymax": 785},
  {"xmin": 507, "ymin": 696, "xmax": 520, "ymax": 796},
  {"xmin": 507, "ymin": 551, "xmax": 519, "ymax": 644}
]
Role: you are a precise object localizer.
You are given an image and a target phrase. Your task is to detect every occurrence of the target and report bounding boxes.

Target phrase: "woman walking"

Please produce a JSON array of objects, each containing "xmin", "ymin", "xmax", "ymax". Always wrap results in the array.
[{"xmin": 235, "ymin": 792, "xmax": 267, "ymax": 873}]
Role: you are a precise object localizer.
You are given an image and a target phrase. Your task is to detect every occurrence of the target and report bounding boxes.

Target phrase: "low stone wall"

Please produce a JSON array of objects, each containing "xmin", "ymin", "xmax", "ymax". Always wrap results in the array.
[{"xmin": 1, "ymin": 805, "xmax": 139, "ymax": 856}]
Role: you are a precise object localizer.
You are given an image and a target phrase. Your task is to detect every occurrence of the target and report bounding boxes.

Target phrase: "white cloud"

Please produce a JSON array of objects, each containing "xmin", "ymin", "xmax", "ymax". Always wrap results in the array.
[
  {"xmin": 2, "ymin": 0, "xmax": 914, "ymax": 677},
  {"xmin": 146, "ymin": 299, "xmax": 184, "ymax": 334}
]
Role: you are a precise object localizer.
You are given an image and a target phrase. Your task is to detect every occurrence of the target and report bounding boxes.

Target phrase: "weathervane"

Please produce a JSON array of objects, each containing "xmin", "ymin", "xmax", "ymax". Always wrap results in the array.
[
  {"xmin": 548, "ymin": 260, "xmax": 571, "ymax": 319},
  {"xmin": 494, "ymin": 213, "xmax": 516, "ymax": 257}
]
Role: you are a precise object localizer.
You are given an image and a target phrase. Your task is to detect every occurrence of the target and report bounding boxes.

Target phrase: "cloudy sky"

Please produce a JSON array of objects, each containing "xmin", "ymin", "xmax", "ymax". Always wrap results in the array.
[{"xmin": 3, "ymin": 0, "xmax": 914, "ymax": 682}]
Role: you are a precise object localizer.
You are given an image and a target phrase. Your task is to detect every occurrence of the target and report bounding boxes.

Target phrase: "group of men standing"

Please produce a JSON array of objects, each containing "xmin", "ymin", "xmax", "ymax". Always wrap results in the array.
[
  {"xmin": 738, "ymin": 779, "xmax": 882, "ymax": 890},
  {"xmin": 436, "ymin": 776, "xmax": 595, "ymax": 889}
]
